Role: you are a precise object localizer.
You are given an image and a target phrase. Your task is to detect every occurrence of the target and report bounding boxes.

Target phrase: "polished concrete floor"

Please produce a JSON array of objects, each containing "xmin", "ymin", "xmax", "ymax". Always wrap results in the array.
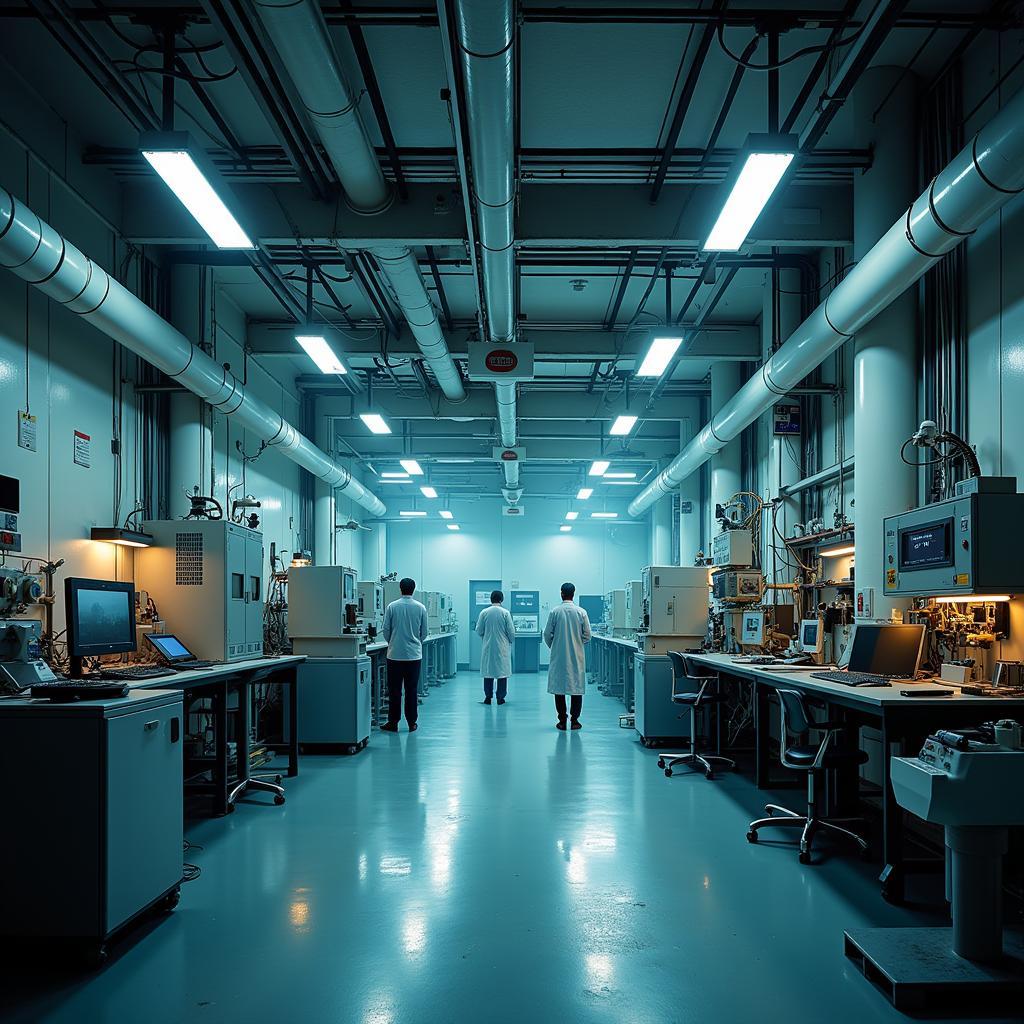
[{"xmin": 3, "ymin": 672, "xmax": 1017, "ymax": 1023}]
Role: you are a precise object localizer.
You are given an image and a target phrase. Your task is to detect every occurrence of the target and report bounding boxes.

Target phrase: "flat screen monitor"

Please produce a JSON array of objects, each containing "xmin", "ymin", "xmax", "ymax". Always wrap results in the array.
[
  {"xmin": 146, "ymin": 633, "xmax": 195, "ymax": 663},
  {"xmin": 898, "ymin": 519, "xmax": 953, "ymax": 571},
  {"xmin": 65, "ymin": 578, "xmax": 136, "ymax": 675},
  {"xmin": 0, "ymin": 474, "xmax": 19, "ymax": 514},
  {"xmin": 847, "ymin": 623, "xmax": 925, "ymax": 677}
]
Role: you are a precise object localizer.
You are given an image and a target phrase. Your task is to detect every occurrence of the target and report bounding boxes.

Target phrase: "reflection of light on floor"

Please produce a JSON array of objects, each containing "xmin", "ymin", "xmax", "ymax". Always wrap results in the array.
[
  {"xmin": 359, "ymin": 852, "xmax": 368, "ymax": 882},
  {"xmin": 379, "ymin": 856, "xmax": 412, "ymax": 876},
  {"xmin": 289, "ymin": 899, "xmax": 310, "ymax": 931},
  {"xmin": 363, "ymin": 1007, "xmax": 393, "ymax": 1024},
  {"xmin": 567, "ymin": 849, "xmax": 586, "ymax": 884},
  {"xmin": 585, "ymin": 953, "xmax": 614, "ymax": 988},
  {"xmin": 403, "ymin": 915, "xmax": 427, "ymax": 956},
  {"xmin": 703, "ymin": 874, "xmax": 711, "ymax": 890},
  {"xmin": 582, "ymin": 829, "xmax": 617, "ymax": 852}
]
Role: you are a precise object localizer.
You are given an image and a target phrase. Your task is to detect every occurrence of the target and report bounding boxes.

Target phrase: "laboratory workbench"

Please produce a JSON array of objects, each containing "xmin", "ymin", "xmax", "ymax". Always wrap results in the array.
[
  {"xmin": 688, "ymin": 652, "xmax": 1024, "ymax": 902},
  {"xmin": 587, "ymin": 633, "xmax": 638, "ymax": 705},
  {"xmin": 366, "ymin": 632, "xmax": 458, "ymax": 727}
]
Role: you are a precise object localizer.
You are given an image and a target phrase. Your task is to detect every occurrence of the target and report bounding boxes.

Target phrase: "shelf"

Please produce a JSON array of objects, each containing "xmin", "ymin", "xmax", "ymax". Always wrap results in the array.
[
  {"xmin": 785, "ymin": 526, "xmax": 854, "ymax": 548},
  {"xmin": 800, "ymin": 582, "xmax": 854, "ymax": 590}
]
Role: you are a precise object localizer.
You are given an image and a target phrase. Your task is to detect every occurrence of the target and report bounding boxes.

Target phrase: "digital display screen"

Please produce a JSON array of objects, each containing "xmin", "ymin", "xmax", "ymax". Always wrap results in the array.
[
  {"xmin": 77, "ymin": 588, "xmax": 134, "ymax": 646},
  {"xmin": 848, "ymin": 624, "xmax": 924, "ymax": 676},
  {"xmin": 800, "ymin": 622, "xmax": 819, "ymax": 647},
  {"xmin": 148, "ymin": 634, "xmax": 192, "ymax": 660},
  {"xmin": 0, "ymin": 474, "xmax": 19, "ymax": 514},
  {"xmin": 899, "ymin": 520, "xmax": 953, "ymax": 570},
  {"xmin": 512, "ymin": 592, "xmax": 536, "ymax": 611}
]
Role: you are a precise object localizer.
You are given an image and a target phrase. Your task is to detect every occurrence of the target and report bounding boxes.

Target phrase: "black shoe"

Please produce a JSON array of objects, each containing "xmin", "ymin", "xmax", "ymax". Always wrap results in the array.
[
  {"xmin": 570, "ymin": 719, "xmax": 582, "ymax": 730},
  {"xmin": 556, "ymin": 719, "xmax": 567, "ymax": 730},
  {"xmin": 381, "ymin": 722, "xmax": 398, "ymax": 732},
  {"xmin": 409, "ymin": 723, "xmax": 418, "ymax": 732},
  {"xmin": 497, "ymin": 698, "xmax": 506, "ymax": 705},
  {"xmin": 483, "ymin": 697, "xmax": 492, "ymax": 705}
]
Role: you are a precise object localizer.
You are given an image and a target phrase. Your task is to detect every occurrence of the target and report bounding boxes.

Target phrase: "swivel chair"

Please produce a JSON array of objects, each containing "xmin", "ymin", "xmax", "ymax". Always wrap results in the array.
[
  {"xmin": 658, "ymin": 652, "xmax": 735, "ymax": 779},
  {"xmin": 746, "ymin": 688, "xmax": 868, "ymax": 864}
]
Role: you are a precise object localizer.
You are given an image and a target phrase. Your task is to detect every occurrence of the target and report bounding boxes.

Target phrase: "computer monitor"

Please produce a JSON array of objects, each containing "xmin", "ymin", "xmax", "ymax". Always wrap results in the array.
[
  {"xmin": 145, "ymin": 633, "xmax": 195, "ymax": 664},
  {"xmin": 799, "ymin": 619, "xmax": 822, "ymax": 654},
  {"xmin": 65, "ymin": 577, "xmax": 136, "ymax": 677},
  {"xmin": 846, "ymin": 623, "xmax": 925, "ymax": 678}
]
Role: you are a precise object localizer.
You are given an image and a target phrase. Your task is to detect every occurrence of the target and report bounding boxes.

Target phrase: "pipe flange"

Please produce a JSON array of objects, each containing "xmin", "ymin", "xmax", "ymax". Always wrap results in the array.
[
  {"xmin": 904, "ymin": 205, "xmax": 946, "ymax": 259},
  {"xmin": 972, "ymin": 134, "xmax": 1024, "ymax": 196}
]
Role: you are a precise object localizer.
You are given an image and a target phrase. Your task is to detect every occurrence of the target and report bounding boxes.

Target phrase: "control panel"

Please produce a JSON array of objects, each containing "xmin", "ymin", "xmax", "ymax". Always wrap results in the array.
[{"xmin": 511, "ymin": 590, "xmax": 540, "ymax": 634}]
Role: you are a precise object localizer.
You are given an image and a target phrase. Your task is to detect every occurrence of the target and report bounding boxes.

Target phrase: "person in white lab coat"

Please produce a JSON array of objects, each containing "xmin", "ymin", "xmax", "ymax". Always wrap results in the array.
[
  {"xmin": 544, "ymin": 581, "xmax": 592, "ymax": 729},
  {"xmin": 475, "ymin": 590, "xmax": 516, "ymax": 704}
]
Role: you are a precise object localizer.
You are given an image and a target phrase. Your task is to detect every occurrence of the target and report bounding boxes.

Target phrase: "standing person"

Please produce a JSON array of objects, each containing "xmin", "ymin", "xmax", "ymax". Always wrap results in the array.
[
  {"xmin": 544, "ymin": 582, "xmax": 591, "ymax": 730},
  {"xmin": 476, "ymin": 590, "xmax": 515, "ymax": 705},
  {"xmin": 381, "ymin": 577, "xmax": 429, "ymax": 732}
]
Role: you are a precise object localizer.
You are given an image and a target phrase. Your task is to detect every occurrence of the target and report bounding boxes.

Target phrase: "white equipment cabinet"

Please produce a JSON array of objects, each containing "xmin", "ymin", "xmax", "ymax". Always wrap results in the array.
[
  {"xmin": 624, "ymin": 581, "xmax": 644, "ymax": 630},
  {"xmin": 603, "ymin": 589, "xmax": 626, "ymax": 632},
  {"xmin": 137, "ymin": 520, "xmax": 264, "ymax": 661},
  {"xmin": 640, "ymin": 566, "xmax": 708, "ymax": 636},
  {"xmin": 357, "ymin": 581, "xmax": 384, "ymax": 629},
  {"xmin": 0, "ymin": 689, "xmax": 184, "ymax": 962},
  {"xmin": 287, "ymin": 565, "xmax": 359, "ymax": 655}
]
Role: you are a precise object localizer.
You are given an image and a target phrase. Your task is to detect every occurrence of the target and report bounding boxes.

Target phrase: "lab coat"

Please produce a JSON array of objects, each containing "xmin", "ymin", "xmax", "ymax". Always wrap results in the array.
[
  {"xmin": 475, "ymin": 604, "xmax": 515, "ymax": 679},
  {"xmin": 544, "ymin": 600, "xmax": 592, "ymax": 695}
]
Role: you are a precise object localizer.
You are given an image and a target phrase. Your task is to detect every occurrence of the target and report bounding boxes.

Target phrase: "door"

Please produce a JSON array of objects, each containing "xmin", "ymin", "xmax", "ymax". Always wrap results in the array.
[
  {"xmin": 468, "ymin": 579, "xmax": 502, "ymax": 672},
  {"xmin": 245, "ymin": 531, "xmax": 264, "ymax": 655},
  {"xmin": 226, "ymin": 526, "xmax": 247, "ymax": 659}
]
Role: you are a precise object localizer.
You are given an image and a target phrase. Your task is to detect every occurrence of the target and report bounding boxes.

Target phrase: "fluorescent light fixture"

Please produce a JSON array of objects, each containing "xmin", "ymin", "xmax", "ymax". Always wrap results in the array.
[
  {"xmin": 703, "ymin": 138, "xmax": 796, "ymax": 251},
  {"xmin": 140, "ymin": 133, "xmax": 254, "ymax": 249},
  {"xmin": 400, "ymin": 459, "xmax": 424, "ymax": 475},
  {"xmin": 820, "ymin": 544, "xmax": 855, "ymax": 557},
  {"xmin": 933, "ymin": 594, "xmax": 1011, "ymax": 604},
  {"xmin": 610, "ymin": 415, "xmax": 638, "ymax": 436},
  {"xmin": 589, "ymin": 460, "xmax": 610, "ymax": 476},
  {"xmin": 447, "ymin": 524, "xmax": 460, "ymax": 531},
  {"xmin": 399, "ymin": 511, "xmax": 427, "ymax": 517},
  {"xmin": 576, "ymin": 488, "xmax": 593, "ymax": 500},
  {"xmin": 360, "ymin": 413, "xmax": 392, "ymax": 435},
  {"xmin": 420, "ymin": 486, "xmax": 438, "ymax": 499},
  {"xmin": 381, "ymin": 472, "xmax": 411, "ymax": 479},
  {"xmin": 565, "ymin": 511, "xmax": 579, "ymax": 521},
  {"xmin": 636, "ymin": 336, "xmax": 683, "ymax": 377},
  {"xmin": 592, "ymin": 512, "xmax": 618, "ymax": 519},
  {"xmin": 90, "ymin": 526, "xmax": 155, "ymax": 548},
  {"xmin": 439, "ymin": 510, "xmax": 454, "ymax": 520},
  {"xmin": 560, "ymin": 526, "xmax": 572, "ymax": 533},
  {"xmin": 604, "ymin": 472, "xmax": 636, "ymax": 479},
  {"xmin": 603, "ymin": 480, "xmax": 642, "ymax": 486},
  {"xmin": 295, "ymin": 333, "xmax": 346, "ymax": 375}
]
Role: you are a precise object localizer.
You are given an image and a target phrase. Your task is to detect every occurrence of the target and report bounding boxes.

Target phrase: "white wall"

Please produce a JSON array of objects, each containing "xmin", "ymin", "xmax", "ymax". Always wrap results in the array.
[{"xmin": 386, "ymin": 497, "xmax": 651, "ymax": 665}]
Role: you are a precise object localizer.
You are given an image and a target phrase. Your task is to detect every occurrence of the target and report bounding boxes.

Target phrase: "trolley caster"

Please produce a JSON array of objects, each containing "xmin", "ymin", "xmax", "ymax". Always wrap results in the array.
[
  {"xmin": 274, "ymin": 794, "xmax": 286, "ymax": 806},
  {"xmin": 798, "ymin": 850, "xmax": 811, "ymax": 865},
  {"xmin": 657, "ymin": 759, "xmax": 666, "ymax": 769},
  {"xmin": 161, "ymin": 887, "xmax": 181, "ymax": 913},
  {"xmin": 746, "ymin": 830, "xmax": 758, "ymax": 843},
  {"xmin": 346, "ymin": 745, "xmax": 357, "ymax": 755},
  {"xmin": 664, "ymin": 768, "xmax": 673, "ymax": 778}
]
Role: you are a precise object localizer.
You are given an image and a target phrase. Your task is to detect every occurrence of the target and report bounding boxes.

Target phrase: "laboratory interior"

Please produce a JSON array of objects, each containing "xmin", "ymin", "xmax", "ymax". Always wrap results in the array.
[{"xmin": 1, "ymin": 1, "xmax": 1024, "ymax": 1021}]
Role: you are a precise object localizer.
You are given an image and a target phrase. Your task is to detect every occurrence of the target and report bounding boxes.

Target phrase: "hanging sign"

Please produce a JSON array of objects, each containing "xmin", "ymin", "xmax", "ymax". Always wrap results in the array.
[
  {"xmin": 493, "ymin": 447, "xmax": 526, "ymax": 462},
  {"xmin": 502, "ymin": 506, "xmax": 525, "ymax": 517},
  {"xmin": 468, "ymin": 343, "xmax": 535, "ymax": 381},
  {"xmin": 18, "ymin": 410, "xmax": 37, "ymax": 452}
]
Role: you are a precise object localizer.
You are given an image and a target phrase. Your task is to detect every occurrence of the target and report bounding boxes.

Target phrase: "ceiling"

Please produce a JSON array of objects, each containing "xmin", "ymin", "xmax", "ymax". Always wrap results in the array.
[{"xmin": 0, "ymin": 0, "xmax": 1002, "ymax": 508}]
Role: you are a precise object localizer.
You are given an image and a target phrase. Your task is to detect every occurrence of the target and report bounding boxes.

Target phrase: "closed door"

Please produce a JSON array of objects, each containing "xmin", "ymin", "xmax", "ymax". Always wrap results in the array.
[{"xmin": 469, "ymin": 579, "xmax": 502, "ymax": 672}]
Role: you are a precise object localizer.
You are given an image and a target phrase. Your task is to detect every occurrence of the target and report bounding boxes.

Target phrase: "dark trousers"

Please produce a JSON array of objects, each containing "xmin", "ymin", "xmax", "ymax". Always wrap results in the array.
[
  {"xmin": 386, "ymin": 658, "xmax": 421, "ymax": 725},
  {"xmin": 554, "ymin": 694, "xmax": 583, "ymax": 722},
  {"xmin": 484, "ymin": 677, "xmax": 508, "ymax": 700}
]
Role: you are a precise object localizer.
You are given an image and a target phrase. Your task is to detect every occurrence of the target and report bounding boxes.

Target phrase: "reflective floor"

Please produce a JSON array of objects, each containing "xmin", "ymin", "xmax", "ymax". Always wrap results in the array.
[{"xmin": 2, "ymin": 672, "xmax": 1016, "ymax": 1023}]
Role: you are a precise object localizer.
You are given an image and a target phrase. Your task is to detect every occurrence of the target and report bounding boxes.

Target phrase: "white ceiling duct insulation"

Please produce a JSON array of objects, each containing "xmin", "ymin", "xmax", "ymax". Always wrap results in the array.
[
  {"xmin": 0, "ymin": 187, "xmax": 387, "ymax": 517},
  {"xmin": 629, "ymin": 85, "xmax": 1024, "ymax": 518}
]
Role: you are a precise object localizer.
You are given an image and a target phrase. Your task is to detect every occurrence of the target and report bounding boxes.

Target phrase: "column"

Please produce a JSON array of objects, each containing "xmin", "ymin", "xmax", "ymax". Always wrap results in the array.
[
  {"xmin": 853, "ymin": 68, "xmax": 918, "ymax": 620},
  {"xmin": 651, "ymin": 475, "xmax": 673, "ymax": 565},
  {"xmin": 710, "ymin": 362, "xmax": 742, "ymax": 516}
]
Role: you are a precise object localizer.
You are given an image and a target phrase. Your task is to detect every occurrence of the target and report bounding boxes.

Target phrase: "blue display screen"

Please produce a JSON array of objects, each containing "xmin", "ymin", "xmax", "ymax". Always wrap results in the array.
[
  {"xmin": 899, "ymin": 520, "xmax": 953, "ymax": 570},
  {"xmin": 149, "ymin": 634, "xmax": 192, "ymax": 660}
]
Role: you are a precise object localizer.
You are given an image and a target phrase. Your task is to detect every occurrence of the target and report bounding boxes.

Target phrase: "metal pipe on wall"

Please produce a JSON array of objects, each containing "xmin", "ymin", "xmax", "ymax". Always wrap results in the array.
[
  {"xmin": 0, "ymin": 187, "xmax": 387, "ymax": 517},
  {"xmin": 778, "ymin": 457, "xmax": 854, "ymax": 497},
  {"xmin": 628, "ymin": 83, "xmax": 1024, "ymax": 518}
]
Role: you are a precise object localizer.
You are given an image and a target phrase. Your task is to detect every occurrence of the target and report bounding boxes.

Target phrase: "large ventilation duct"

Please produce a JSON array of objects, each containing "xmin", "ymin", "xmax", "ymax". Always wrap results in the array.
[
  {"xmin": 252, "ymin": 0, "xmax": 466, "ymax": 403},
  {"xmin": 629, "ymin": 85, "xmax": 1024, "ymax": 518},
  {"xmin": 0, "ymin": 188, "xmax": 387, "ymax": 517},
  {"xmin": 453, "ymin": 0, "xmax": 519, "ymax": 488}
]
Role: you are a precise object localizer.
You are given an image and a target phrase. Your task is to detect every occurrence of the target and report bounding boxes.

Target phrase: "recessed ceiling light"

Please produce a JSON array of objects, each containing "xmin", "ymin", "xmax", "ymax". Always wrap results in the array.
[
  {"xmin": 604, "ymin": 472, "xmax": 636, "ymax": 479},
  {"xmin": 560, "ymin": 525, "xmax": 572, "ymax": 533},
  {"xmin": 609, "ymin": 415, "xmax": 637, "ymax": 436},
  {"xmin": 420, "ymin": 486, "xmax": 438, "ymax": 499},
  {"xmin": 399, "ymin": 510, "xmax": 427, "ymax": 517},
  {"xmin": 589, "ymin": 460, "xmax": 610, "ymax": 476},
  {"xmin": 439, "ymin": 510, "xmax": 454, "ymax": 520},
  {"xmin": 636, "ymin": 336, "xmax": 683, "ymax": 377},
  {"xmin": 295, "ymin": 334, "xmax": 347, "ymax": 375},
  {"xmin": 592, "ymin": 512, "xmax": 618, "ymax": 519},
  {"xmin": 576, "ymin": 488, "xmax": 593, "ymax": 500},
  {"xmin": 447, "ymin": 524, "xmax": 460, "ymax": 531},
  {"xmin": 381, "ymin": 472, "xmax": 410, "ymax": 479},
  {"xmin": 400, "ymin": 459, "xmax": 424, "ymax": 475},
  {"xmin": 565, "ymin": 511, "xmax": 579, "ymax": 521},
  {"xmin": 360, "ymin": 413, "xmax": 391, "ymax": 435}
]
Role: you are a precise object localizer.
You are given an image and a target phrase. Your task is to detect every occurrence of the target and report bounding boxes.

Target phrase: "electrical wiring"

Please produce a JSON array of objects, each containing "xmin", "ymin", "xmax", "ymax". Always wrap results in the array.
[
  {"xmin": 115, "ymin": 55, "xmax": 238, "ymax": 84},
  {"xmin": 715, "ymin": 20, "xmax": 866, "ymax": 71}
]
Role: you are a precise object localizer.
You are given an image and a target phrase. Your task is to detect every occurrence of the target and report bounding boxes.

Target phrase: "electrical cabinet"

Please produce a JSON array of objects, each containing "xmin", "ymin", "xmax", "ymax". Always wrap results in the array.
[
  {"xmin": 357, "ymin": 581, "xmax": 384, "ymax": 628},
  {"xmin": 287, "ymin": 566, "xmax": 359, "ymax": 655},
  {"xmin": 511, "ymin": 590, "xmax": 541, "ymax": 672},
  {"xmin": 137, "ymin": 520, "xmax": 264, "ymax": 661},
  {"xmin": 712, "ymin": 570, "xmax": 763, "ymax": 603},
  {"xmin": 640, "ymin": 565, "xmax": 709, "ymax": 636},
  {"xmin": 424, "ymin": 591, "xmax": 444, "ymax": 632},
  {"xmin": 624, "ymin": 581, "xmax": 644, "ymax": 630},
  {"xmin": 711, "ymin": 529, "xmax": 753, "ymax": 568},
  {"xmin": 634, "ymin": 652, "xmax": 690, "ymax": 744},
  {"xmin": 604, "ymin": 589, "xmax": 626, "ymax": 631},
  {"xmin": 0, "ymin": 690, "xmax": 183, "ymax": 953},
  {"xmin": 295, "ymin": 656, "xmax": 371, "ymax": 752}
]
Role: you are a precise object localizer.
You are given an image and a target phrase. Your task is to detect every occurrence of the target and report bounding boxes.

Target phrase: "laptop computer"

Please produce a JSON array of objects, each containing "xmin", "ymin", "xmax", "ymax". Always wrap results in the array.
[{"xmin": 145, "ymin": 633, "xmax": 218, "ymax": 670}]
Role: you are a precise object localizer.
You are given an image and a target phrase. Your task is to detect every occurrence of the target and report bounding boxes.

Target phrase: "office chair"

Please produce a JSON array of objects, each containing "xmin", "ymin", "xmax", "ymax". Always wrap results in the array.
[
  {"xmin": 658, "ymin": 652, "xmax": 735, "ymax": 779},
  {"xmin": 746, "ymin": 688, "xmax": 869, "ymax": 864}
]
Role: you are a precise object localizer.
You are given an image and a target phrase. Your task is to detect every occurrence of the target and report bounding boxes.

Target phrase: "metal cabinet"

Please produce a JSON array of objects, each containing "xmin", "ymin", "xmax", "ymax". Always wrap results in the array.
[{"xmin": 295, "ymin": 656, "xmax": 371, "ymax": 753}]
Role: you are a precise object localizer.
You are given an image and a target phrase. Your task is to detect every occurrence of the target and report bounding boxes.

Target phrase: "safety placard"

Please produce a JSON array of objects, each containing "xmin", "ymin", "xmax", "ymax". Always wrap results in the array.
[{"xmin": 73, "ymin": 430, "xmax": 91, "ymax": 468}]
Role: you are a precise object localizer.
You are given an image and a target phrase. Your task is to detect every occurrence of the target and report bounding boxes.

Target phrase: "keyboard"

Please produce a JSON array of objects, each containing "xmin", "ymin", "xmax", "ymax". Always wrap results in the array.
[
  {"xmin": 173, "ymin": 660, "xmax": 218, "ymax": 671},
  {"xmin": 811, "ymin": 670, "xmax": 906, "ymax": 687},
  {"xmin": 30, "ymin": 680, "xmax": 129, "ymax": 701},
  {"xmin": 99, "ymin": 665, "xmax": 177, "ymax": 680}
]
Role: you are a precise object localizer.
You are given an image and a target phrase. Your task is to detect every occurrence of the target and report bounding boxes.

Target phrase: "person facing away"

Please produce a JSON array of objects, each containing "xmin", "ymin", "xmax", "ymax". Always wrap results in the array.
[
  {"xmin": 381, "ymin": 577, "xmax": 429, "ymax": 732},
  {"xmin": 476, "ymin": 590, "xmax": 516, "ymax": 705},
  {"xmin": 544, "ymin": 582, "xmax": 592, "ymax": 730}
]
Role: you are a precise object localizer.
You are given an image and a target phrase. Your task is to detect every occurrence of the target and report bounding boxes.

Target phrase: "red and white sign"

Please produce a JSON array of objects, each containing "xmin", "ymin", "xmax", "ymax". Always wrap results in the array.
[
  {"xmin": 467, "ymin": 342, "xmax": 534, "ymax": 381},
  {"xmin": 486, "ymin": 349, "xmax": 518, "ymax": 373},
  {"xmin": 493, "ymin": 447, "xmax": 526, "ymax": 463}
]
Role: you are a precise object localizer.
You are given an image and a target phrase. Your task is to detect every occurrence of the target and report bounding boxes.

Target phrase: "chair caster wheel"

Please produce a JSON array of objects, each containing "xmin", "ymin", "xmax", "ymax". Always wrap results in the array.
[
  {"xmin": 664, "ymin": 768, "xmax": 673, "ymax": 778},
  {"xmin": 657, "ymin": 759, "xmax": 665, "ymax": 769},
  {"xmin": 161, "ymin": 887, "xmax": 181, "ymax": 913},
  {"xmin": 746, "ymin": 830, "xmax": 758, "ymax": 843},
  {"xmin": 705, "ymin": 771, "xmax": 714, "ymax": 780},
  {"xmin": 799, "ymin": 850, "xmax": 811, "ymax": 865},
  {"xmin": 346, "ymin": 745, "xmax": 357, "ymax": 755},
  {"xmin": 274, "ymin": 795, "xmax": 286, "ymax": 806}
]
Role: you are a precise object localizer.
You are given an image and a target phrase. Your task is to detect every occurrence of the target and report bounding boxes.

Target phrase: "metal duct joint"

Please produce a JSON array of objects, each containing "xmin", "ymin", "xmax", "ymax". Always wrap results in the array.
[
  {"xmin": 253, "ymin": 0, "xmax": 466, "ymax": 402},
  {"xmin": 0, "ymin": 188, "xmax": 386, "ymax": 517},
  {"xmin": 629, "ymin": 85, "xmax": 1024, "ymax": 518}
]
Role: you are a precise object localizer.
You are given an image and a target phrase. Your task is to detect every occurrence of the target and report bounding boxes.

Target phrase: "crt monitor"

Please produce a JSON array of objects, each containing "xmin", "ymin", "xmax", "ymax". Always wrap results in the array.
[
  {"xmin": 847, "ymin": 623, "xmax": 925, "ymax": 677},
  {"xmin": 799, "ymin": 619, "xmax": 822, "ymax": 653},
  {"xmin": 65, "ymin": 577, "xmax": 136, "ymax": 676}
]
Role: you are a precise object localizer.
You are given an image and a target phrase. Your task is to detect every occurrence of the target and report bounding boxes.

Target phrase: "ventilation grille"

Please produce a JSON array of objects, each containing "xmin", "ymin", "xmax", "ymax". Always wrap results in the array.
[{"xmin": 175, "ymin": 532, "xmax": 204, "ymax": 586}]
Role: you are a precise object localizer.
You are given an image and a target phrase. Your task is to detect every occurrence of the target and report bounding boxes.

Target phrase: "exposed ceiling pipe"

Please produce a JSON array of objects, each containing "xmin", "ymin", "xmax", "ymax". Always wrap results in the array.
[
  {"xmin": 251, "ymin": 0, "xmax": 466, "ymax": 402},
  {"xmin": 629, "ymin": 84, "xmax": 1024, "ymax": 518},
  {"xmin": 778, "ymin": 457, "xmax": 854, "ymax": 498},
  {"xmin": 0, "ymin": 188, "xmax": 387, "ymax": 517},
  {"xmin": 452, "ymin": 0, "xmax": 519, "ymax": 488}
]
